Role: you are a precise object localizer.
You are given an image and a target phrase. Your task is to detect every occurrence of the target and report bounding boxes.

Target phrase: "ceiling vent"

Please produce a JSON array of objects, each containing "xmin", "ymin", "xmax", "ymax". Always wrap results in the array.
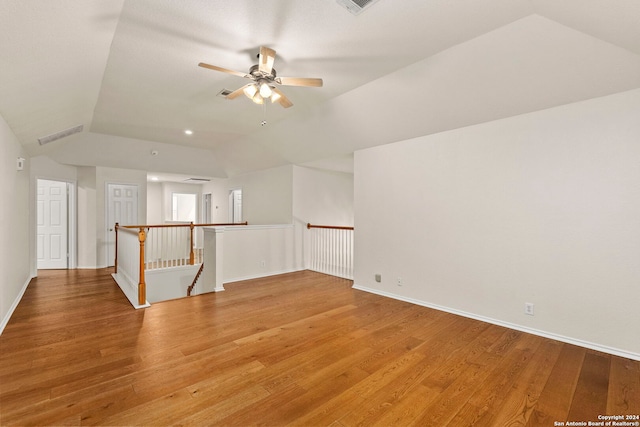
[
  {"xmin": 38, "ymin": 124, "xmax": 83, "ymax": 145},
  {"xmin": 336, "ymin": 0, "xmax": 381, "ymax": 15},
  {"xmin": 183, "ymin": 178, "xmax": 211, "ymax": 183},
  {"xmin": 217, "ymin": 89, "xmax": 233, "ymax": 98}
]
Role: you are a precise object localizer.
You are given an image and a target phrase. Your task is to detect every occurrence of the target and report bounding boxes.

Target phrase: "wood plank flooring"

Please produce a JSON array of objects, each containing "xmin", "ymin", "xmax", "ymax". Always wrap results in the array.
[{"xmin": 1, "ymin": 269, "xmax": 638, "ymax": 426}]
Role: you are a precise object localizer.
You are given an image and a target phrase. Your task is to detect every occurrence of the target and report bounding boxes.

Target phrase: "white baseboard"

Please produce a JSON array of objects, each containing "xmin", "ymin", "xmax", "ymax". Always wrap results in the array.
[
  {"xmin": 111, "ymin": 273, "xmax": 150, "ymax": 309},
  {"xmin": 0, "ymin": 275, "xmax": 34, "ymax": 335},
  {"xmin": 353, "ymin": 284, "xmax": 640, "ymax": 362}
]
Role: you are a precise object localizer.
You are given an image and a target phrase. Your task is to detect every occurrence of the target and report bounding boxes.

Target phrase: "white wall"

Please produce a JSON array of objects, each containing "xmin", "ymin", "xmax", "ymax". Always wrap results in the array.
[
  {"xmin": 292, "ymin": 165, "xmax": 354, "ymax": 272},
  {"xmin": 222, "ymin": 225, "xmax": 300, "ymax": 282},
  {"xmin": 201, "ymin": 178, "xmax": 228, "ymax": 224},
  {"xmin": 48, "ymin": 132, "xmax": 228, "ymax": 179},
  {"xmin": 0, "ymin": 114, "xmax": 31, "ymax": 333},
  {"xmin": 292, "ymin": 165, "xmax": 354, "ymax": 227},
  {"xmin": 146, "ymin": 181, "xmax": 162, "ymax": 224},
  {"xmin": 354, "ymin": 89, "xmax": 640, "ymax": 359},
  {"xmin": 227, "ymin": 165, "xmax": 293, "ymax": 224},
  {"xmin": 147, "ymin": 180, "xmax": 231, "ymax": 225},
  {"xmin": 146, "ymin": 165, "xmax": 352, "ymax": 227},
  {"xmin": 77, "ymin": 166, "xmax": 97, "ymax": 268},
  {"xmin": 159, "ymin": 182, "xmax": 200, "ymax": 223},
  {"xmin": 146, "ymin": 265, "xmax": 200, "ymax": 303},
  {"xmin": 30, "ymin": 155, "xmax": 77, "ymax": 181}
]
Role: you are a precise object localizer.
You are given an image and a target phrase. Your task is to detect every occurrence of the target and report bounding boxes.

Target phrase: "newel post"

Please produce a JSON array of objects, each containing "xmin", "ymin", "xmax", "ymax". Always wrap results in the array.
[
  {"xmin": 189, "ymin": 222, "xmax": 195, "ymax": 265},
  {"xmin": 114, "ymin": 223, "xmax": 119, "ymax": 274},
  {"xmin": 138, "ymin": 227, "xmax": 147, "ymax": 306}
]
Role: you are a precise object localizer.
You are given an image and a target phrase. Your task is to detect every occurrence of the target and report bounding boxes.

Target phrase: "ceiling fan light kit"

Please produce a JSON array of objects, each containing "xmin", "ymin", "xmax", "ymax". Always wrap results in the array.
[
  {"xmin": 243, "ymin": 84, "xmax": 257, "ymax": 99},
  {"xmin": 199, "ymin": 46, "xmax": 323, "ymax": 111},
  {"xmin": 259, "ymin": 82, "xmax": 272, "ymax": 98}
]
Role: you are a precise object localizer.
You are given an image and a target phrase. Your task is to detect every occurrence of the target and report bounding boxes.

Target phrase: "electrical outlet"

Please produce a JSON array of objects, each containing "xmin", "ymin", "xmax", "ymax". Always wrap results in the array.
[
  {"xmin": 374, "ymin": 274, "xmax": 381, "ymax": 283},
  {"xmin": 525, "ymin": 302, "xmax": 534, "ymax": 316},
  {"xmin": 397, "ymin": 277, "xmax": 402, "ymax": 286},
  {"xmin": 260, "ymin": 260, "xmax": 266, "ymax": 268}
]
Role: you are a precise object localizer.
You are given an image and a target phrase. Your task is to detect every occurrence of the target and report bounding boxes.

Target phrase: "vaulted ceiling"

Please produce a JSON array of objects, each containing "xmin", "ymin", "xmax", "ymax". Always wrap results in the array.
[{"xmin": 1, "ymin": 0, "xmax": 639, "ymax": 178}]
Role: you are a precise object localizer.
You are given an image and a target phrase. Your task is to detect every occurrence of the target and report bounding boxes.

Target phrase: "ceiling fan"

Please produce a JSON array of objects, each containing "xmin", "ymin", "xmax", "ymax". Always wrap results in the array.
[{"xmin": 198, "ymin": 47, "xmax": 323, "ymax": 109}]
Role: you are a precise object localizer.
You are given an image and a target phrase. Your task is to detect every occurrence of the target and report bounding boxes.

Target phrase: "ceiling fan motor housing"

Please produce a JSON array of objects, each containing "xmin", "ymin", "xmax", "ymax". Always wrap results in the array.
[
  {"xmin": 249, "ymin": 64, "xmax": 276, "ymax": 78},
  {"xmin": 199, "ymin": 46, "xmax": 321, "ymax": 109}
]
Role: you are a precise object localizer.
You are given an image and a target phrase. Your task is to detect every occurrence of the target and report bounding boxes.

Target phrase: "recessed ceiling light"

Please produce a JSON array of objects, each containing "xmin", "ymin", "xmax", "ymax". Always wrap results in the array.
[
  {"xmin": 150, "ymin": 176, "xmax": 159, "ymax": 181},
  {"xmin": 184, "ymin": 129, "xmax": 193, "ymax": 135}
]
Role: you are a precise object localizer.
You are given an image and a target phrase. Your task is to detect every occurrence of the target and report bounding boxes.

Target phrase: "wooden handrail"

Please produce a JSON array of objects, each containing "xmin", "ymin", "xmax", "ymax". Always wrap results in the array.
[
  {"xmin": 119, "ymin": 222, "xmax": 247, "ymax": 267},
  {"xmin": 114, "ymin": 223, "xmax": 247, "ymax": 262},
  {"xmin": 187, "ymin": 263, "xmax": 205, "ymax": 296},
  {"xmin": 116, "ymin": 226, "xmax": 140, "ymax": 234},
  {"xmin": 306, "ymin": 222, "xmax": 355, "ymax": 280},
  {"xmin": 113, "ymin": 221, "xmax": 249, "ymax": 306},
  {"xmin": 307, "ymin": 223, "xmax": 354, "ymax": 231},
  {"xmin": 121, "ymin": 222, "xmax": 248, "ymax": 229},
  {"xmin": 196, "ymin": 222, "xmax": 248, "ymax": 227}
]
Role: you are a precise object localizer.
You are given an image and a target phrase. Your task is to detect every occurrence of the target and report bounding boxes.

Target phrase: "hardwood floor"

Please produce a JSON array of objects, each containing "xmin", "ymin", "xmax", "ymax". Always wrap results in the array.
[{"xmin": 1, "ymin": 269, "xmax": 638, "ymax": 426}]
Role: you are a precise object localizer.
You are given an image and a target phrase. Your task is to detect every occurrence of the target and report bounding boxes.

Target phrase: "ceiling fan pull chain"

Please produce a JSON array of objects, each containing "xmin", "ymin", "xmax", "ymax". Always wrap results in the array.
[{"xmin": 261, "ymin": 101, "xmax": 267, "ymax": 126}]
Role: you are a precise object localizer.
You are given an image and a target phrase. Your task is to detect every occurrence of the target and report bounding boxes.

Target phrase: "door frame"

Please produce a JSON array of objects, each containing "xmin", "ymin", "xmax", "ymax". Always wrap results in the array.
[
  {"xmin": 105, "ymin": 182, "xmax": 139, "ymax": 267},
  {"xmin": 35, "ymin": 177, "xmax": 77, "ymax": 270},
  {"xmin": 202, "ymin": 193, "xmax": 212, "ymax": 224},
  {"xmin": 228, "ymin": 188, "xmax": 242, "ymax": 223}
]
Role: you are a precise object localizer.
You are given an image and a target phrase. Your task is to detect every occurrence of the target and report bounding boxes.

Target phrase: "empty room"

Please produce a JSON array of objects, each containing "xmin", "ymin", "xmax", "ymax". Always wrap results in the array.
[{"xmin": 1, "ymin": 0, "xmax": 639, "ymax": 425}]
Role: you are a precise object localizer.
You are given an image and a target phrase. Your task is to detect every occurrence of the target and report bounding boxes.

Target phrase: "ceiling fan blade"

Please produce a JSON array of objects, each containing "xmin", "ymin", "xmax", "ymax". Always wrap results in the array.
[
  {"xmin": 259, "ymin": 47, "xmax": 276, "ymax": 75},
  {"xmin": 271, "ymin": 87, "xmax": 293, "ymax": 108},
  {"xmin": 198, "ymin": 62, "xmax": 250, "ymax": 78},
  {"xmin": 275, "ymin": 76, "xmax": 323, "ymax": 87},
  {"xmin": 226, "ymin": 84, "xmax": 253, "ymax": 100}
]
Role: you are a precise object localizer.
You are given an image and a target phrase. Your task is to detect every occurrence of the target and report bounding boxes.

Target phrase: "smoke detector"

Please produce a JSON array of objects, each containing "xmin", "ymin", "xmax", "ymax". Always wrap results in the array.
[{"xmin": 336, "ymin": 0, "xmax": 381, "ymax": 15}]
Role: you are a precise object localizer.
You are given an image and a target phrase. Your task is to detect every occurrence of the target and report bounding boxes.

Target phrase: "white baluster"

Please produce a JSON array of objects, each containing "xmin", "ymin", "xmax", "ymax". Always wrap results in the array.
[{"xmin": 332, "ymin": 229, "xmax": 337, "ymax": 277}]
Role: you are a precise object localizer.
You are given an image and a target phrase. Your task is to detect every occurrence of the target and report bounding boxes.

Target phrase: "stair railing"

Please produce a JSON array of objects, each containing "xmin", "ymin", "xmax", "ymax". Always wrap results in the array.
[
  {"xmin": 306, "ymin": 223, "xmax": 354, "ymax": 280},
  {"xmin": 187, "ymin": 263, "xmax": 205, "ymax": 296},
  {"xmin": 114, "ymin": 222, "xmax": 247, "ymax": 305},
  {"xmin": 114, "ymin": 224, "xmax": 147, "ymax": 306}
]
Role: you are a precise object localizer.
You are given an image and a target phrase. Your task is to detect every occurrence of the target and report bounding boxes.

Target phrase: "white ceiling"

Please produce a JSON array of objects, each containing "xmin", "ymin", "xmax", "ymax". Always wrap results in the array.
[{"xmin": 1, "ymin": 0, "xmax": 639, "ymax": 179}]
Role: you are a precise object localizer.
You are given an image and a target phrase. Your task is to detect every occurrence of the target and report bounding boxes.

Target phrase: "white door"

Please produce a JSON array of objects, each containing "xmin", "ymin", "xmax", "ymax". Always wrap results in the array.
[
  {"xmin": 106, "ymin": 183, "xmax": 138, "ymax": 266},
  {"xmin": 37, "ymin": 179, "xmax": 68, "ymax": 269},
  {"xmin": 229, "ymin": 189, "xmax": 242, "ymax": 223},
  {"xmin": 203, "ymin": 193, "xmax": 212, "ymax": 224}
]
